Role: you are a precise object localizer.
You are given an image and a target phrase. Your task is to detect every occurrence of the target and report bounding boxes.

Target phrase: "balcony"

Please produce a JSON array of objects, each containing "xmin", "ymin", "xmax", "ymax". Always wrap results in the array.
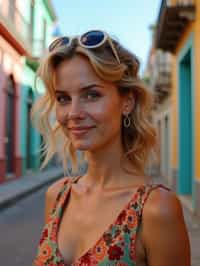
[
  {"xmin": 155, "ymin": 0, "xmax": 196, "ymax": 53},
  {"xmin": 0, "ymin": 1, "xmax": 32, "ymax": 55},
  {"xmin": 154, "ymin": 70, "xmax": 172, "ymax": 102},
  {"xmin": 151, "ymin": 51, "xmax": 172, "ymax": 103}
]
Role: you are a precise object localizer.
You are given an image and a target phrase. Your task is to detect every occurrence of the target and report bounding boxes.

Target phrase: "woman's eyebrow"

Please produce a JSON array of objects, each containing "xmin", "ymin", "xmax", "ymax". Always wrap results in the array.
[{"xmin": 55, "ymin": 83, "xmax": 103, "ymax": 94}]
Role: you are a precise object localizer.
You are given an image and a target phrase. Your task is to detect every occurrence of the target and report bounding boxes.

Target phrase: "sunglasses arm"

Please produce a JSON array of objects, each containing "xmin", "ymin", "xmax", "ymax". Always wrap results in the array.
[{"xmin": 107, "ymin": 37, "xmax": 121, "ymax": 64}]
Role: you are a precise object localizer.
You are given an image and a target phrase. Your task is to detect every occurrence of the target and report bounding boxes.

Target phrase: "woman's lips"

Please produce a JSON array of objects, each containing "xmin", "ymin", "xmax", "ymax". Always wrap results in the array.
[{"xmin": 69, "ymin": 127, "xmax": 95, "ymax": 136}]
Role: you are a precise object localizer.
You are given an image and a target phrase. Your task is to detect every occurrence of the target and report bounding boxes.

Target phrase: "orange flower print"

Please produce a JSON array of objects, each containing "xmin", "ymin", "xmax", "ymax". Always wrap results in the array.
[
  {"xmin": 46, "ymin": 215, "xmax": 53, "ymax": 224},
  {"xmin": 125, "ymin": 209, "xmax": 137, "ymax": 229},
  {"xmin": 37, "ymin": 242, "xmax": 53, "ymax": 263},
  {"xmin": 33, "ymin": 259, "xmax": 45, "ymax": 266},
  {"xmin": 50, "ymin": 217, "xmax": 59, "ymax": 241},
  {"xmin": 93, "ymin": 239, "xmax": 107, "ymax": 260}
]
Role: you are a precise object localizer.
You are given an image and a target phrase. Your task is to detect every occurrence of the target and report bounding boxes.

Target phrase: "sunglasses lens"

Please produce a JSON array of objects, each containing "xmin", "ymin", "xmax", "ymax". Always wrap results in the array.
[
  {"xmin": 61, "ymin": 37, "xmax": 70, "ymax": 45},
  {"xmin": 80, "ymin": 30, "xmax": 105, "ymax": 46},
  {"xmin": 49, "ymin": 37, "xmax": 70, "ymax": 51}
]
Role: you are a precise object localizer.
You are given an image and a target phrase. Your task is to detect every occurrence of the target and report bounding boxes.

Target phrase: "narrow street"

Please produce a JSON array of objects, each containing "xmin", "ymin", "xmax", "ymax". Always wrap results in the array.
[{"xmin": 0, "ymin": 184, "xmax": 47, "ymax": 266}]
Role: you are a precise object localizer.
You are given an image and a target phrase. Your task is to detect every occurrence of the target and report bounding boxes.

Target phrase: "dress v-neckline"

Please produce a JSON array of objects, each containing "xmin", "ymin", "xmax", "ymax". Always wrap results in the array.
[{"xmin": 54, "ymin": 175, "xmax": 151, "ymax": 265}]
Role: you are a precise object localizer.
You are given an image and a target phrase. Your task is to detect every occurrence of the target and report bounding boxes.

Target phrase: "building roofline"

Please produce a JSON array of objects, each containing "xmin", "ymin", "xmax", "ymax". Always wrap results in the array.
[{"xmin": 43, "ymin": 0, "xmax": 57, "ymax": 21}]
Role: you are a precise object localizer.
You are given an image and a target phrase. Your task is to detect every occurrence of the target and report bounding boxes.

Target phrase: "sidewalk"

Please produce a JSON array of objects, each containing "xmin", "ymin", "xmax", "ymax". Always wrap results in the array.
[{"xmin": 0, "ymin": 167, "xmax": 64, "ymax": 210}]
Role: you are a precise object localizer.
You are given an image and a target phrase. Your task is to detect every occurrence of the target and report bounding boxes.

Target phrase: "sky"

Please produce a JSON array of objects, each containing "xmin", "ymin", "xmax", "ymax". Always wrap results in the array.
[{"xmin": 51, "ymin": 0, "xmax": 161, "ymax": 74}]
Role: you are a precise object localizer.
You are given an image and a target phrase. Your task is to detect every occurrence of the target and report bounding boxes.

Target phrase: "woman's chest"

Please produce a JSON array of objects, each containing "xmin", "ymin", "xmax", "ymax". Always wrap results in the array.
[{"xmin": 57, "ymin": 190, "xmax": 146, "ymax": 265}]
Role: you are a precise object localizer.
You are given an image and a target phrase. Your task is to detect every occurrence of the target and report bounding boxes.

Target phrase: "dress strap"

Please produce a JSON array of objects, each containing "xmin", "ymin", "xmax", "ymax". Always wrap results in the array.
[
  {"xmin": 137, "ymin": 183, "xmax": 171, "ymax": 218},
  {"xmin": 71, "ymin": 174, "xmax": 83, "ymax": 184},
  {"xmin": 50, "ymin": 175, "xmax": 82, "ymax": 217},
  {"xmin": 54, "ymin": 175, "xmax": 82, "ymax": 202}
]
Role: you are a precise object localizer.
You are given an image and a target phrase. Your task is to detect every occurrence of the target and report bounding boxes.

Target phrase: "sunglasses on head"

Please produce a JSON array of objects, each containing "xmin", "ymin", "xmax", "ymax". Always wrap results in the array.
[{"xmin": 48, "ymin": 30, "xmax": 121, "ymax": 64}]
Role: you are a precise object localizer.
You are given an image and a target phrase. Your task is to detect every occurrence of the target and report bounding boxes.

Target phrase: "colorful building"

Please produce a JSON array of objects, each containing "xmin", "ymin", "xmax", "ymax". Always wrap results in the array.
[
  {"xmin": 20, "ymin": 0, "xmax": 57, "ymax": 175},
  {"xmin": 0, "ymin": 0, "xmax": 57, "ymax": 183},
  {"xmin": 144, "ymin": 25, "xmax": 172, "ymax": 184},
  {"xmin": 155, "ymin": 0, "xmax": 200, "ymax": 216}
]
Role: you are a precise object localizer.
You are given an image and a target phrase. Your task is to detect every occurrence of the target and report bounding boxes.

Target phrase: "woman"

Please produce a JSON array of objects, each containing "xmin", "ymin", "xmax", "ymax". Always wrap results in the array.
[{"xmin": 32, "ymin": 30, "xmax": 190, "ymax": 265}]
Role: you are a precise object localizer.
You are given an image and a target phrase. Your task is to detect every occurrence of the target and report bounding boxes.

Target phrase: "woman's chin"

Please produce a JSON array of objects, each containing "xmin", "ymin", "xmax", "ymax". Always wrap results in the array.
[
  {"xmin": 73, "ymin": 141, "xmax": 101, "ymax": 152},
  {"xmin": 73, "ymin": 143, "xmax": 93, "ymax": 151}
]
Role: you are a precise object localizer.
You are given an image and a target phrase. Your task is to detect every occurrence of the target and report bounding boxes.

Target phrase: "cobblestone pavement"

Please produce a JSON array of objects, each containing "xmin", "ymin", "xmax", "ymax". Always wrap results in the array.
[{"xmin": 183, "ymin": 207, "xmax": 200, "ymax": 266}]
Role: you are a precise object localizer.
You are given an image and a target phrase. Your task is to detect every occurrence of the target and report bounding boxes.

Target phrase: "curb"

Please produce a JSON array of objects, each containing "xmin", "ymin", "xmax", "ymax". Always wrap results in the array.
[{"xmin": 0, "ymin": 167, "xmax": 64, "ymax": 211}]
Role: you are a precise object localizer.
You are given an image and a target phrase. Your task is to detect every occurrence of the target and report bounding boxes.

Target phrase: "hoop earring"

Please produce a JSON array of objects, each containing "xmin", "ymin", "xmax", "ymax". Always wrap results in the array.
[{"xmin": 123, "ymin": 114, "xmax": 131, "ymax": 128}]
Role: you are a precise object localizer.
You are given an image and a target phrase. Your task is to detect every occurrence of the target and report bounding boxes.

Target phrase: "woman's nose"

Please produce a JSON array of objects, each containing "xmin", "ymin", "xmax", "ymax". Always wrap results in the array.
[{"xmin": 67, "ymin": 98, "xmax": 84, "ymax": 119}]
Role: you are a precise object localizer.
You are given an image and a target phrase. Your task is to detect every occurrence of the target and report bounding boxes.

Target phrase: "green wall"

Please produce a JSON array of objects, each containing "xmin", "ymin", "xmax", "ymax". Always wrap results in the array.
[{"xmin": 20, "ymin": 0, "xmax": 56, "ymax": 175}]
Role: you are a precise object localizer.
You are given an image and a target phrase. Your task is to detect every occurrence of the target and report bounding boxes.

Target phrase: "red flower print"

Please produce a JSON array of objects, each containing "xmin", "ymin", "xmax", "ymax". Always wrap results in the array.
[
  {"xmin": 46, "ymin": 214, "xmax": 54, "ymax": 224},
  {"xmin": 78, "ymin": 252, "xmax": 98, "ymax": 265},
  {"xmin": 121, "ymin": 241, "xmax": 125, "ymax": 247},
  {"xmin": 39, "ymin": 228, "xmax": 48, "ymax": 245},
  {"xmin": 108, "ymin": 244, "xmax": 124, "ymax": 260},
  {"xmin": 116, "ymin": 210, "xmax": 127, "ymax": 225}
]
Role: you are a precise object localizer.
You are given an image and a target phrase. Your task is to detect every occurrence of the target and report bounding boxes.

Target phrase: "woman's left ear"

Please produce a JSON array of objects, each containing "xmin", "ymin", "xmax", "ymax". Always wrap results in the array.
[{"xmin": 122, "ymin": 94, "xmax": 135, "ymax": 115}]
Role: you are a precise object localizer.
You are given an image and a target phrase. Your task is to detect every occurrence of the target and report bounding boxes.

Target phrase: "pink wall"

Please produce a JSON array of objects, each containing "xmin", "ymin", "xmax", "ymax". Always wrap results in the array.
[
  {"xmin": 0, "ymin": 66, "xmax": 7, "ymax": 158},
  {"xmin": 0, "ymin": 36, "xmax": 23, "ymax": 181}
]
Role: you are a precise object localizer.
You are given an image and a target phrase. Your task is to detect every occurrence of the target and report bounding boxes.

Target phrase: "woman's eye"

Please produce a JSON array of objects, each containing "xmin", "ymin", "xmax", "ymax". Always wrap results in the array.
[
  {"xmin": 56, "ymin": 96, "xmax": 69, "ymax": 104},
  {"xmin": 56, "ymin": 91, "xmax": 101, "ymax": 104},
  {"xmin": 85, "ymin": 91, "xmax": 101, "ymax": 100}
]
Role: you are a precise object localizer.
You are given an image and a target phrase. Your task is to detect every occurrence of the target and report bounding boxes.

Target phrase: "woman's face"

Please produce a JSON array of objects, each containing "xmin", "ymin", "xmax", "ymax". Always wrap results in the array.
[{"xmin": 54, "ymin": 54, "xmax": 132, "ymax": 152}]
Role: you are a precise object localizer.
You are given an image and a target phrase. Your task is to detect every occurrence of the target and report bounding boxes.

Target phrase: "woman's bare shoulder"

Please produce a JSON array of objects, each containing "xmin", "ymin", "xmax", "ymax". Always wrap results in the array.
[
  {"xmin": 44, "ymin": 176, "xmax": 71, "ymax": 223},
  {"xmin": 141, "ymin": 186, "xmax": 190, "ymax": 266},
  {"xmin": 143, "ymin": 186, "xmax": 182, "ymax": 220}
]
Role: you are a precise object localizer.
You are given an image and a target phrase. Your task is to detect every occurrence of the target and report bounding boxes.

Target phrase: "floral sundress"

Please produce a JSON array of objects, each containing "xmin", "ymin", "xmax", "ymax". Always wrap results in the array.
[{"xmin": 33, "ymin": 175, "xmax": 170, "ymax": 265}]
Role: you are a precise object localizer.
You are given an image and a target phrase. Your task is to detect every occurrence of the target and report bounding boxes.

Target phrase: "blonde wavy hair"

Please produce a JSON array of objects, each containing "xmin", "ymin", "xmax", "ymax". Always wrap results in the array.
[{"xmin": 31, "ymin": 35, "xmax": 157, "ymax": 176}]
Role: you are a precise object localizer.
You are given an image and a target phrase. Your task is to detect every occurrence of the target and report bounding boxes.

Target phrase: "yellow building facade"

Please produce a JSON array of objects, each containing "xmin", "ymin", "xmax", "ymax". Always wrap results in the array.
[{"xmin": 156, "ymin": 0, "xmax": 200, "ymax": 216}]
